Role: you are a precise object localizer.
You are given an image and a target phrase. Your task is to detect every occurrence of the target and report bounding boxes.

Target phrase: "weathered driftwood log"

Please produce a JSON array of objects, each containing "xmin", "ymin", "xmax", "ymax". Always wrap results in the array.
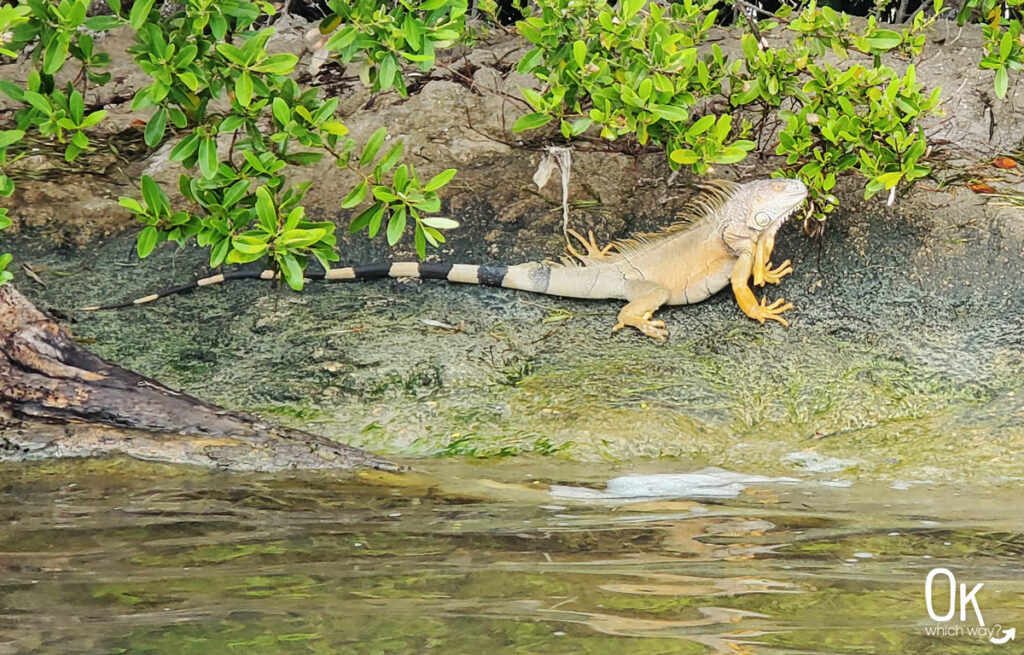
[{"xmin": 0, "ymin": 284, "xmax": 396, "ymax": 471}]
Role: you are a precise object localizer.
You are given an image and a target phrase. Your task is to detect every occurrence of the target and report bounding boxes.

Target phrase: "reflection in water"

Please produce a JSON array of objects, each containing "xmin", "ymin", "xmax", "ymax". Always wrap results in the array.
[{"xmin": 1, "ymin": 457, "xmax": 1023, "ymax": 654}]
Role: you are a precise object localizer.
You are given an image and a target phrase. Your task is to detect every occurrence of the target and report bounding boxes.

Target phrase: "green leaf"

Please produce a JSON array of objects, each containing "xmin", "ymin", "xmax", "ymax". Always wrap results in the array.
[
  {"xmin": 622, "ymin": 0, "xmax": 645, "ymax": 20},
  {"xmin": 651, "ymin": 104, "xmax": 688, "ymax": 122},
  {"xmin": 995, "ymin": 67, "xmax": 1009, "ymax": 99},
  {"xmin": 393, "ymin": 164, "xmax": 408, "ymax": 193},
  {"xmin": 280, "ymin": 228, "xmax": 326, "ymax": 247},
  {"xmin": 520, "ymin": 87, "xmax": 545, "ymax": 112},
  {"xmin": 572, "ymin": 40, "xmax": 586, "ymax": 68},
  {"xmin": 341, "ymin": 180, "xmax": 368, "ymax": 208},
  {"xmin": 80, "ymin": 110, "xmax": 106, "ymax": 128},
  {"xmin": 512, "ymin": 112, "xmax": 552, "ymax": 132},
  {"xmin": 0, "ymin": 130, "xmax": 25, "ymax": 150},
  {"xmin": 377, "ymin": 142, "xmax": 404, "ymax": 174},
  {"xmin": 413, "ymin": 196, "xmax": 441, "ymax": 212},
  {"xmin": 255, "ymin": 186, "xmax": 277, "ymax": 232},
  {"xmin": 387, "ymin": 206, "xmax": 407, "ymax": 245},
  {"xmin": 876, "ymin": 171, "xmax": 903, "ymax": 188},
  {"xmin": 69, "ymin": 90, "xmax": 84, "ymax": 125},
  {"xmin": 421, "ymin": 216, "xmax": 459, "ymax": 229},
  {"xmin": 178, "ymin": 72, "xmax": 199, "ymax": 91},
  {"xmin": 326, "ymin": 26, "xmax": 357, "ymax": 50},
  {"xmin": 210, "ymin": 237, "xmax": 230, "ymax": 267},
  {"xmin": 422, "ymin": 225, "xmax": 445, "ymax": 245},
  {"xmin": 865, "ymin": 29, "xmax": 901, "ymax": 52},
  {"xmin": 423, "ymin": 168, "xmax": 456, "ymax": 192},
  {"xmin": 669, "ymin": 148, "xmax": 699, "ymax": 165},
  {"xmin": 215, "ymin": 43, "xmax": 245, "ymax": 66},
  {"xmin": 285, "ymin": 152, "xmax": 324, "ymax": 166},
  {"xmin": 350, "ymin": 201, "xmax": 384, "ymax": 233},
  {"xmin": 209, "ymin": 12, "xmax": 227, "ymax": 40},
  {"xmin": 252, "ymin": 53, "xmax": 298, "ymax": 75},
  {"xmin": 136, "ymin": 225, "xmax": 159, "ymax": 258},
  {"xmin": 378, "ymin": 53, "xmax": 397, "ymax": 90},
  {"xmin": 741, "ymin": 33, "xmax": 759, "ymax": 61},
  {"xmin": 236, "ymin": 71, "xmax": 253, "ymax": 108},
  {"xmin": 167, "ymin": 107, "xmax": 186, "ymax": 129},
  {"xmin": 272, "ymin": 96, "xmax": 290, "ymax": 126},
  {"xmin": 220, "ymin": 115, "xmax": 245, "ymax": 133},
  {"xmin": 222, "ymin": 179, "xmax": 251, "ymax": 207},
  {"xmin": 22, "ymin": 90, "xmax": 51, "ymax": 114},
  {"xmin": 145, "ymin": 107, "xmax": 167, "ymax": 147},
  {"xmin": 198, "ymin": 136, "xmax": 218, "ymax": 179},
  {"xmin": 118, "ymin": 196, "xmax": 145, "ymax": 215},
  {"xmin": 414, "ymin": 224, "xmax": 427, "ymax": 259},
  {"xmin": 43, "ymin": 35, "xmax": 69, "ymax": 75},
  {"xmin": 1000, "ymin": 31, "xmax": 1013, "ymax": 61},
  {"xmin": 712, "ymin": 147, "xmax": 749, "ymax": 165},
  {"xmin": 169, "ymin": 132, "xmax": 201, "ymax": 162},
  {"xmin": 232, "ymin": 235, "xmax": 269, "ymax": 255},
  {"xmin": 129, "ymin": 0, "xmax": 155, "ymax": 30},
  {"xmin": 368, "ymin": 205, "xmax": 385, "ymax": 237},
  {"xmin": 359, "ymin": 127, "xmax": 387, "ymax": 167},
  {"xmin": 0, "ymin": 81, "xmax": 25, "ymax": 102},
  {"xmin": 280, "ymin": 253, "xmax": 304, "ymax": 290},
  {"xmin": 685, "ymin": 115, "xmax": 715, "ymax": 137},
  {"xmin": 321, "ymin": 121, "xmax": 348, "ymax": 135},
  {"xmin": 516, "ymin": 47, "xmax": 543, "ymax": 74},
  {"xmin": 140, "ymin": 175, "xmax": 169, "ymax": 217},
  {"xmin": 84, "ymin": 15, "xmax": 122, "ymax": 31}
]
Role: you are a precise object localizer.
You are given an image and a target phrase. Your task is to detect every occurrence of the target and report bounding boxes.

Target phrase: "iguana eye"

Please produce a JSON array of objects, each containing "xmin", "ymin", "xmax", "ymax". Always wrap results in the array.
[{"xmin": 754, "ymin": 211, "xmax": 772, "ymax": 227}]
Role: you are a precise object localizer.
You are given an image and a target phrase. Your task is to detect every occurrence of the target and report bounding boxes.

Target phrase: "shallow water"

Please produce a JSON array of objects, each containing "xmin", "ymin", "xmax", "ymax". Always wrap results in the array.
[{"xmin": 2, "ymin": 457, "xmax": 1022, "ymax": 655}]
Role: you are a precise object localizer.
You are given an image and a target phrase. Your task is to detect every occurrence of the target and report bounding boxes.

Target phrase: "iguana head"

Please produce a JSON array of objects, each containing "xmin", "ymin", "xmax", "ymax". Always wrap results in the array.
[{"xmin": 721, "ymin": 178, "xmax": 808, "ymax": 255}]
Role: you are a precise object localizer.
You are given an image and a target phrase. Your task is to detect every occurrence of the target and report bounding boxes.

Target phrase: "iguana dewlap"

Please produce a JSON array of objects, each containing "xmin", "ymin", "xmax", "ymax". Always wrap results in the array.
[{"xmin": 83, "ymin": 178, "xmax": 808, "ymax": 341}]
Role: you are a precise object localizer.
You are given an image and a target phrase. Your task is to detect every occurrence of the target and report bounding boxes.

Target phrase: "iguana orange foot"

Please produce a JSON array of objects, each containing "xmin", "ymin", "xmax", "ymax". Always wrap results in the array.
[
  {"xmin": 745, "ymin": 296, "xmax": 794, "ymax": 326},
  {"xmin": 757, "ymin": 259, "xmax": 793, "ymax": 286},
  {"xmin": 613, "ymin": 311, "xmax": 669, "ymax": 342},
  {"xmin": 566, "ymin": 228, "xmax": 615, "ymax": 262}
]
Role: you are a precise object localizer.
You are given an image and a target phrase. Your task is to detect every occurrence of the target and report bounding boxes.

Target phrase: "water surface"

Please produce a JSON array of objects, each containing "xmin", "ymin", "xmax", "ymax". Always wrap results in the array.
[{"xmin": 2, "ymin": 457, "xmax": 1021, "ymax": 654}]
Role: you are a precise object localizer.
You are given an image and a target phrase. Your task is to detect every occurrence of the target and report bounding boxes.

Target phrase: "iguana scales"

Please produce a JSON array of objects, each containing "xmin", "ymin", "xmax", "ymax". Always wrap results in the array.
[{"xmin": 83, "ymin": 178, "xmax": 808, "ymax": 341}]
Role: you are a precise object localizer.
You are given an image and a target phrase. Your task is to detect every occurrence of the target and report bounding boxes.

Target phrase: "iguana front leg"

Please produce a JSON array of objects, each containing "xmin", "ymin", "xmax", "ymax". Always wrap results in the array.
[
  {"xmin": 613, "ymin": 282, "xmax": 671, "ymax": 342},
  {"xmin": 732, "ymin": 250, "xmax": 794, "ymax": 326},
  {"xmin": 752, "ymin": 233, "xmax": 793, "ymax": 287}
]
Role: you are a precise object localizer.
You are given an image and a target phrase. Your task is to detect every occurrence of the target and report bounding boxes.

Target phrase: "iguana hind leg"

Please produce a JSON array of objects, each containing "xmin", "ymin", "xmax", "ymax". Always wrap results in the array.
[
  {"xmin": 753, "ymin": 233, "xmax": 793, "ymax": 287},
  {"xmin": 613, "ymin": 282, "xmax": 671, "ymax": 342},
  {"xmin": 733, "ymin": 250, "xmax": 794, "ymax": 326},
  {"xmin": 566, "ymin": 228, "xmax": 616, "ymax": 263}
]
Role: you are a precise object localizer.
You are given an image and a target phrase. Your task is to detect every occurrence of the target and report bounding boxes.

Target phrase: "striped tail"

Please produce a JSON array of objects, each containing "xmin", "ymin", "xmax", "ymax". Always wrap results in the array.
[
  {"xmin": 78, "ymin": 260, "xmax": 618, "ymax": 311},
  {"xmin": 79, "ymin": 262, "xmax": 511, "ymax": 311},
  {"xmin": 324, "ymin": 261, "xmax": 612, "ymax": 299}
]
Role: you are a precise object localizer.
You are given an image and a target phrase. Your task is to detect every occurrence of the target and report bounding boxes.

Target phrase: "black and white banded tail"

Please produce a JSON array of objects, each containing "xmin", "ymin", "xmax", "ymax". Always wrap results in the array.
[{"xmin": 80, "ymin": 262, "xmax": 511, "ymax": 311}]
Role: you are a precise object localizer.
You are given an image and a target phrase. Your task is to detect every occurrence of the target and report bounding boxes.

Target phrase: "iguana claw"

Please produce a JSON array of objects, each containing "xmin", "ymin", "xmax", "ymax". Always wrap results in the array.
[
  {"xmin": 613, "ymin": 311, "xmax": 669, "ymax": 342},
  {"xmin": 757, "ymin": 259, "xmax": 793, "ymax": 286},
  {"xmin": 748, "ymin": 296, "xmax": 794, "ymax": 326}
]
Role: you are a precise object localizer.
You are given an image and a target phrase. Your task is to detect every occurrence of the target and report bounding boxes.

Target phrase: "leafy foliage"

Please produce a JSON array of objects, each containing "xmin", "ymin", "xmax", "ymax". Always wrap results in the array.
[
  {"xmin": 511, "ymin": 0, "xmax": 944, "ymax": 219},
  {"xmin": 956, "ymin": 0, "xmax": 1024, "ymax": 99},
  {"xmin": 318, "ymin": 0, "xmax": 470, "ymax": 96},
  {"xmin": 514, "ymin": 0, "xmax": 751, "ymax": 170},
  {"xmin": 0, "ymin": 0, "xmax": 464, "ymax": 289}
]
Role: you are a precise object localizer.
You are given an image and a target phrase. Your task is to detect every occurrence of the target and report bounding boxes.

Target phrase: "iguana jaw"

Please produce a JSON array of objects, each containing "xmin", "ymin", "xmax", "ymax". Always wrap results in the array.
[
  {"xmin": 748, "ymin": 179, "xmax": 806, "ymax": 288},
  {"xmin": 750, "ymin": 179, "xmax": 807, "ymax": 251}
]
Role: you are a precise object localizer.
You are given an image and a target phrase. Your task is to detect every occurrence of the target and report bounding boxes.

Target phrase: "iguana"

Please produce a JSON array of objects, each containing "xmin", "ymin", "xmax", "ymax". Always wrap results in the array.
[{"xmin": 83, "ymin": 178, "xmax": 808, "ymax": 341}]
